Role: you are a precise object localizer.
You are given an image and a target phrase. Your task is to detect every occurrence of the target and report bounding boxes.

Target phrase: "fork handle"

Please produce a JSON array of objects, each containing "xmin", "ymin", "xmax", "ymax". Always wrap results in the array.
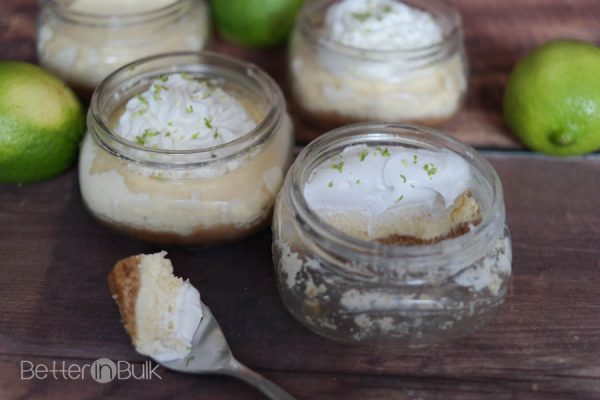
[{"xmin": 223, "ymin": 359, "xmax": 297, "ymax": 400}]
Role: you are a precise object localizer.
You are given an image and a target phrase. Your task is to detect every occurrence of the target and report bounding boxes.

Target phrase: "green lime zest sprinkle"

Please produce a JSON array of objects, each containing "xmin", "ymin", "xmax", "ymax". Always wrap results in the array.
[
  {"xmin": 135, "ymin": 129, "xmax": 160, "ymax": 145},
  {"xmin": 376, "ymin": 146, "xmax": 390, "ymax": 157},
  {"xmin": 186, "ymin": 105, "xmax": 193, "ymax": 113},
  {"xmin": 331, "ymin": 161, "xmax": 344, "ymax": 173},
  {"xmin": 382, "ymin": 4, "xmax": 392, "ymax": 13},
  {"xmin": 399, "ymin": 174, "xmax": 406, "ymax": 183},
  {"xmin": 213, "ymin": 129, "xmax": 220, "ymax": 139},
  {"xmin": 158, "ymin": 75, "xmax": 169, "ymax": 82},
  {"xmin": 180, "ymin": 72, "xmax": 193, "ymax": 81},
  {"xmin": 167, "ymin": 121, "xmax": 173, "ymax": 127},
  {"xmin": 136, "ymin": 94, "xmax": 148, "ymax": 106},
  {"xmin": 165, "ymin": 132, "xmax": 171, "ymax": 137},
  {"xmin": 133, "ymin": 109, "xmax": 146, "ymax": 117},
  {"xmin": 191, "ymin": 132, "xmax": 200, "ymax": 139},
  {"xmin": 413, "ymin": 154, "xmax": 418, "ymax": 165},
  {"xmin": 401, "ymin": 158, "xmax": 409, "ymax": 167},
  {"xmin": 204, "ymin": 117, "xmax": 213, "ymax": 129},
  {"xmin": 410, "ymin": 183, "xmax": 415, "ymax": 188},
  {"xmin": 423, "ymin": 163, "xmax": 438, "ymax": 179},
  {"xmin": 153, "ymin": 84, "xmax": 169, "ymax": 101},
  {"xmin": 395, "ymin": 195, "xmax": 404, "ymax": 203},
  {"xmin": 352, "ymin": 11, "xmax": 372, "ymax": 21},
  {"xmin": 358, "ymin": 149, "xmax": 369, "ymax": 161},
  {"xmin": 328, "ymin": 180, "xmax": 334, "ymax": 188},
  {"xmin": 355, "ymin": 179, "xmax": 361, "ymax": 184}
]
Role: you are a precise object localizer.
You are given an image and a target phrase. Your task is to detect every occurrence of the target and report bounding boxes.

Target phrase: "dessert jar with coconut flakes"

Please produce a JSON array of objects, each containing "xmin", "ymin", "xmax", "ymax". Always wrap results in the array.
[
  {"xmin": 289, "ymin": 0, "xmax": 468, "ymax": 129},
  {"xmin": 37, "ymin": 0, "xmax": 210, "ymax": 97},
  {"xmin": 272, "ymin": 123, "xmax": 511, "ymax": 346},
  {"xmin": 80, "ymin": 52, "xmax": 293, "ymax": 246}
]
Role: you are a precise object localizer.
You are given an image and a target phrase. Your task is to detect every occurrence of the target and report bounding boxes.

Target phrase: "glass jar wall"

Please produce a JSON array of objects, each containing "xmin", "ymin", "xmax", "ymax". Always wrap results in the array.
[
  {"xmin": 272, "ymin": 123, "xmax": 511, "ymax": 346},
  {"xmin": 80, "ymin": 52, "xmax": 294, "ymax": 246}
]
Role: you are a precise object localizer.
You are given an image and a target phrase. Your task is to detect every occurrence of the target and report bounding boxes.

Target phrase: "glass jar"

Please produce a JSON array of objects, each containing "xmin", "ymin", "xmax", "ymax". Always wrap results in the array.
[
  {"xmin": 288, "ymin": 0, "xmax": 468, "ymax": 130},
  {"xmin": 80, "ymin": 52, "xmax": 294, "ymax": 246},
  {"xmin": 272, "ymin": 123, "xmax": 511, "ymax": 346},
  {"xmin": 37, "ymin": 0, "xmax": 210, "ymax": 97}
]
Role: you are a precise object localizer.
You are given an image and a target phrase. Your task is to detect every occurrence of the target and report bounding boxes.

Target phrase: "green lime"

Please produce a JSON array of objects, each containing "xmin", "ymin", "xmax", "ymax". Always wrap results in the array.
[
  {"xmin": 504, "ymin": 39, "xmax": 600, "ymax": 156},
  {"xmin": 0, "ymin": 61, "xmax": 85, "ymax": 184},
  {"xmin": 212, "ymin": 0, "xmax": 304, "ymax": 48}
]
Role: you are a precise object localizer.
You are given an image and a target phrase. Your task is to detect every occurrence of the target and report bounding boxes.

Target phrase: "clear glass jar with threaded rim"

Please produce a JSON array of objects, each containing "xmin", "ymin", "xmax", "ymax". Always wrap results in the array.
[
  {"xmin": 272, "ymin": 123, "xmax": 511, "ymax": 346},
  {"xmin": 288, "ymin": 0, "xmax": 468, "ymax": 131},
  {"xmin": 79, "ymin": 52, "xmax": 294, "ymax": 246},
  {"xmin": 37, "ymin": 0, "xmax": 210, "ymax": 98}
]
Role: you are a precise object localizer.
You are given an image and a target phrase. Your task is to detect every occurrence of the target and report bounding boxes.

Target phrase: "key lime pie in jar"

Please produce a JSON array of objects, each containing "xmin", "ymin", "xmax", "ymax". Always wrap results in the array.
[
  {"xmin": 272, "ymin": 123, "xmax": 511, "ymax": 346},
  {"xmin": 289, "ymin": 0, "xmax": 468, "ymax": 129},
  {"xmin": 79, "ymin": 52, "xmax": 293, "ymax": 246},
  {"xmin": 37, "ymin": 0, "xmax": 210, "ymax": 97}
]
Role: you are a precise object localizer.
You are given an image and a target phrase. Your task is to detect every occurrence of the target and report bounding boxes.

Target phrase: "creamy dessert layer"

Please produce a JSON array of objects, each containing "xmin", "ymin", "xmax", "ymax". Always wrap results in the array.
[
  {"xmin": 303, "ymin": 144, "xmax": 481, "ymax": 243},
  {"xmin": 79, "ymin": 73, "xmax": 292, "ymax": 245},
  {"xmin": 38, "ymin": 0, "xmax": 209, "ymax": 94},
  {"xmin": 290, "ymin": 0, "xmax": 466, "ymax": 125},
  {"xmin": 108, "ymin": 251, "xmax": 203, "ymax": 362}
]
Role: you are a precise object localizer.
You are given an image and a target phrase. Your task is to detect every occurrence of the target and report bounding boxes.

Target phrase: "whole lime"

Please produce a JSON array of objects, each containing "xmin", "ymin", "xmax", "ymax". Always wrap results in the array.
[
  {"xmin": 504, "ymin": 39, "xmax": 600, "ymax": 156},
  {"xmin": 212, "ymin": 0, "xmax": 304, "ymax": 48},
  {"xmin": 0, "ymin": 61, "xmax": 85, "ymax": 184}
]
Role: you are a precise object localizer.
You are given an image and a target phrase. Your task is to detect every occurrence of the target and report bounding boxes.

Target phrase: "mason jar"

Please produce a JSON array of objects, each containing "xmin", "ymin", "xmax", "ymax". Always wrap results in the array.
[
  {"xmin": 80, "ymin": 52, "xmax": 294, "ymax": 246},
  {"xmin": 272, "ymin": 123, "xmax": 511, "ymax": 346},
  {"xmin": 289, "ymin": 0, "xmax": 468, "ymax": 129},
  {"xmin": 37, "ymin": 0, "xmax": 210, "ymax": 97}
]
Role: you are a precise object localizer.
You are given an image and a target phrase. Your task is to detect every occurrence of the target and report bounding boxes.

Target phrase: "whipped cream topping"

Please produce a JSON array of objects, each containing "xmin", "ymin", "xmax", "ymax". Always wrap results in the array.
[
  {"xmin": 116, "ymin": 73, "xmax": 256, "ymax": 150},
  {"xmin": 304, "ymin": 144, "xmax": 472, "ymax": 218},
  {"xmin": 325, "ymin": 0, "xmax": 443, "ymax": 51}
]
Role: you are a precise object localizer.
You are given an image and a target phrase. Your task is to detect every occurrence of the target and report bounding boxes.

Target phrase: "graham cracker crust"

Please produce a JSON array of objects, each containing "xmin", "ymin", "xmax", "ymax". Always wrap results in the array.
[
  {"xmin": 292, "ymin": 96, "xmax": 458, "ymax": 134},
  {"xmin": 375, "ymin": 221, "xmax": 480, "ymax": 246},
  {"xmin": 91, "ymin": 208, "xmax": 273, "ymax": 247},
  {"xmin": 108, "ymin": 255, "xmax": 141, "ymax": 343}
]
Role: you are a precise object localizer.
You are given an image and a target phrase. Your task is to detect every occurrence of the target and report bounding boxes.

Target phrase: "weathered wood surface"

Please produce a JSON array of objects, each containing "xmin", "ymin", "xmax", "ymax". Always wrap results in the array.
[{"xmin": 1, "ymin": 154, "xmax": 599, "ymax": 399}]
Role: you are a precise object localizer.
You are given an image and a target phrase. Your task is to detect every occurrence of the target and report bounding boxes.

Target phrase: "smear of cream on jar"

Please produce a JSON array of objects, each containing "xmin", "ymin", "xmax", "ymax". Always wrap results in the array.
[
  {"xmin": 325, "ymin": 0, "xmax": 443, "ymax": 51},
  {"xmin": 115, "ymin": 73, "xmax": 256, "ymax": 150}
]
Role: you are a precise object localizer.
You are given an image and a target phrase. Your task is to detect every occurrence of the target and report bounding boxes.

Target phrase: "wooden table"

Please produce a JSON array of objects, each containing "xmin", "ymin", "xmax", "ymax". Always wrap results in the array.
[{"xmin": 1, "ymin": 1, "xmax": 600, "ymax": 399}]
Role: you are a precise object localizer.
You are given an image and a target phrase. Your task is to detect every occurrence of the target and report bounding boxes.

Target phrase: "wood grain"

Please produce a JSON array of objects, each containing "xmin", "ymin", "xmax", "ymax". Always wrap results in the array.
[{"xmin": 1, "ymin": 154, "xmax": 599, "ymax": 399}]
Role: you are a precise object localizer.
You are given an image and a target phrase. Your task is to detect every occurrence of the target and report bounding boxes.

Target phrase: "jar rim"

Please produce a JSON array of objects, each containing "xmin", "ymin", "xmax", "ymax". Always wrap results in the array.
[
  {"xmin": 40, "ymin": 0, "xmax": 194, "ymax": 27},
  {"xmin": 88, "ymin": 51, "xmax": 284, "ymax": 168},
  {"xmin": 297, "ymin": 0, "xmax": 462, "ymax": 62},
  {"xmin": 288, "ymin": 123, "xmax": 505, "ymax": 263}
]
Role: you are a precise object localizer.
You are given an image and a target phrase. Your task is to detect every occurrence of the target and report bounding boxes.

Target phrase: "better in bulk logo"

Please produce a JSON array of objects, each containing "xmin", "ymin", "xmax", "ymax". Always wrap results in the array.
[{"xmin": 21, "ymin": 358, "xmax": 161, "ymax": 383}]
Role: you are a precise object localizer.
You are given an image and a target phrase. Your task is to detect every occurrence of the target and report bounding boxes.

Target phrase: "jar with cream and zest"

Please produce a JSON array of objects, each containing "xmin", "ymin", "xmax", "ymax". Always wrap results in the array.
[
  {"xmin": 272, "ymin": 123, "xmax": 512, "ymax": 346},
  {"xmin": 289, "ymin": 0, "xmax": 468, "ymax": 129},
  {"xmin": 80, "ymin": 52, "xmax": 293, "ymax": 246}
]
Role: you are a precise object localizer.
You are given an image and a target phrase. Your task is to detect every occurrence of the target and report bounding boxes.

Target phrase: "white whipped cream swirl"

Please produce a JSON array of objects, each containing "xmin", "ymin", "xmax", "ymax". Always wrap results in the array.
[
  {"xmin": 304, "ymin": 145, "xmax": 472, "ymax": 217},
  {"xmin": 325, "ymin": 0, "xmax": 443, "ymax": 51},
  {"xmin": 116, "ymin": 73, "xmax": 256, "ymax": 150}
]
